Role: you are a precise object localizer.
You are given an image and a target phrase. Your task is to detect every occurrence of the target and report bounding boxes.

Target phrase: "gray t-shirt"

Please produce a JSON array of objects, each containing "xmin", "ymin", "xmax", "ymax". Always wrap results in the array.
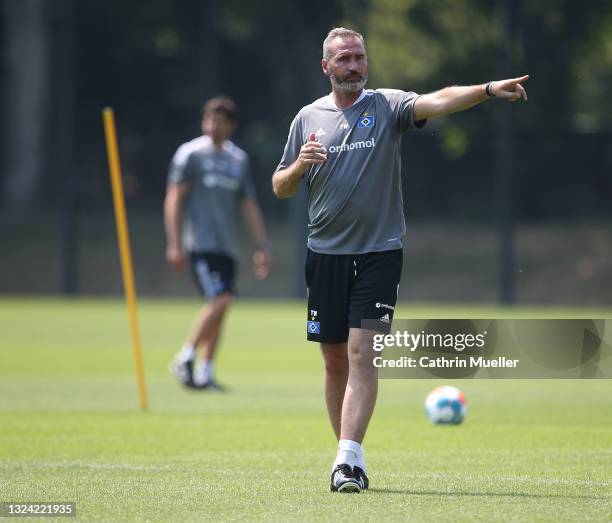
[
  {"xmin": 276, "ymin": 88, "xmax": 424, "ymax": 254},
  {"xmin": 168, "ymin": 135, "xmax": 256, "ymax": 258}
]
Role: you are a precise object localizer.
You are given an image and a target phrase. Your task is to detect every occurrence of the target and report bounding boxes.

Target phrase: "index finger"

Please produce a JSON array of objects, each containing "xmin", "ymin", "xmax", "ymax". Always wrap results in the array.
[{"xmin": 512, "ymin": 74, "xmax": 529, "ymax": 84}]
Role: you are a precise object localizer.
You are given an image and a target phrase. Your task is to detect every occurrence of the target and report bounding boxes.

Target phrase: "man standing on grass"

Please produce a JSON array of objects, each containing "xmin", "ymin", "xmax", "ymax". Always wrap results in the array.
[
  {"xmin": 272, "ymin": 27, "xmax": 528, "ymax": 492},
  {"xmin": 165, "ymin": 96, "xmax": 271, "ymax": 390}
]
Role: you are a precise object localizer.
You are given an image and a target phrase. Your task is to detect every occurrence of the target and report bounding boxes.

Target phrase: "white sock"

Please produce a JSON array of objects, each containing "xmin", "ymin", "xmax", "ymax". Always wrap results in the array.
[
  {"xmin": 355, "ymin": 446, "xmax": 368, "ymax": 474},
  {"xmin": 177, "ymin": 344, "xmax": 195, "ymax": 363},
  {"xmin": 193, "ymin": 360, "xmax": 214, "ymax": 386},
  {"xmin": 332, "ymin": 439, "xmax": 361, "ymax": 471},
  {"xmin": 203, "ymin": 361, "xmax": 214, "ymax": 382}
]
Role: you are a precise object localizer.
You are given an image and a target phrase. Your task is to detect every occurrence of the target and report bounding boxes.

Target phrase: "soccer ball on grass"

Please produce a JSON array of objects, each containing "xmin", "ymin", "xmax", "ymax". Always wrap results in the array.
[{"xmin": 424, "ymin": 385, "xmax": 467, "ymax": 425}]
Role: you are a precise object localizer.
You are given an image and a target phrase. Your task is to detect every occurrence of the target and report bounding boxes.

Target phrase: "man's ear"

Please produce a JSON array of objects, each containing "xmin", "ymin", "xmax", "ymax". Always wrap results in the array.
[{"xmin": 321, "ymin": 59, "xmax": 331, "ymax": 77}]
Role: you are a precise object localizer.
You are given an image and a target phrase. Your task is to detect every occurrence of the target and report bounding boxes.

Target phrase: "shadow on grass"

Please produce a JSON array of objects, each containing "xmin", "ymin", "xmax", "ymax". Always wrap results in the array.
[{"xmin": 367, "ymin": 488, "xmax": 605, "ymax": 500}]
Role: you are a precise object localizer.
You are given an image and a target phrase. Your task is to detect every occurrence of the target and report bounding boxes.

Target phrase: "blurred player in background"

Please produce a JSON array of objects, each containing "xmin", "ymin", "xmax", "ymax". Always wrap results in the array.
[
  {"xmin": 165, "ymin": 96, "xmax": 270, "ymax": 390},
  {"xmin": 273, "ymin": 27, "xmax": 528, "ymax": 492}
]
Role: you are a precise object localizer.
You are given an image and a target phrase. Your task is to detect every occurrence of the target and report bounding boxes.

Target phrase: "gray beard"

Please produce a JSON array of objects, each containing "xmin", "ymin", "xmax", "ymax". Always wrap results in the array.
[{"xmin": 330, "ymin": 74, "xmax": 368, "ymax": 93}]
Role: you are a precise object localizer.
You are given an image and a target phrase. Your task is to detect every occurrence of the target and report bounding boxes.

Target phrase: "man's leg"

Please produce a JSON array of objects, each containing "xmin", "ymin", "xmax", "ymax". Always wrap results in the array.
[
  {"xmin": 171, "ymin": 292, "xmax": 232, "ymax": 387},
  {"xmin": 335, "ymin": 249, "xmax": 401, "ymax": 488},
  {"xmin": 187, "ymin": 292, "xmax": 232, "ymax": 352},
  {"xmin": 328, "ymin": 330, "xmax": 375, "ymax": 492},
  {"xmin": 328, "ymin": 327, "xmax": 376, "ymax": 491},
  {"xmin": 201, "ymin": 314, "xmax": 223, "ymax": 363},
  {"xmin": 340, "ymin": 328, "xmax": 378, "ymax": 443},
  {"xmin": 188, "ymin": 293, "xmax": 232, "ymax": 387},
  {"xmin": 325, "ymin": 339, "xmax": 364, "ymax": 493},
  {"xmin": 320, "ymin": 342, "xmax": 349, "ymax": 440}
]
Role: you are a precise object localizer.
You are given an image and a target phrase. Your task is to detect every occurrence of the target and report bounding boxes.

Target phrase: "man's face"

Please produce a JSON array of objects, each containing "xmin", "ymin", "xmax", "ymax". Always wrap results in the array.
[
  {"xmin": 202, "ymin": 111, "xmax": 235, "ymax": 142},
  {"xmin": 322, "ymin": 36, "xmax": 368, "ymax": 93}
]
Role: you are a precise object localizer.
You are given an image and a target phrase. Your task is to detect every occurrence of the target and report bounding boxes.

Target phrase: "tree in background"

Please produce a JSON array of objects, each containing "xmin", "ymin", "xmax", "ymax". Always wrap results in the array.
[{"xmin": 1, "ymin": 0, "xmax": 611, "ymax": 214}]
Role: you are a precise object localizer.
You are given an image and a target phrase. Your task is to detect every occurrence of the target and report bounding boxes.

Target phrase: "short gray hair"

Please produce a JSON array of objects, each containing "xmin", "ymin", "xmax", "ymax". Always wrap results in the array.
[{"xmin": 322, "ymin": 27, "xmax": 365, "ymax": 61}]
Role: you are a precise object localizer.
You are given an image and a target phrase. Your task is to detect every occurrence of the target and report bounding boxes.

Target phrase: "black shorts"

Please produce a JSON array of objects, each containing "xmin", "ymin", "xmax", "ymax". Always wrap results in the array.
[
  {"xmin": 190, "ymin": 252, "xmax": 235, "ymax": 299},
  {"xmin": 305, "ymin": 248, "xmax": 403, "ymax": 343}
]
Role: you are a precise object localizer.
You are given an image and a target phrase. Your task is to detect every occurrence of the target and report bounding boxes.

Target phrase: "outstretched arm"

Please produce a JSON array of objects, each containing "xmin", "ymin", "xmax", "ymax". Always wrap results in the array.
[{"xmin": 414, "ymin": 75, "xmax": 529, "ymax": 121}]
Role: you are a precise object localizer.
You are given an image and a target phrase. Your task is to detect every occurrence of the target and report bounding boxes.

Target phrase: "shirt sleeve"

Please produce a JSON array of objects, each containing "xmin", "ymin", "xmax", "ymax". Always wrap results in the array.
[
  {"xmin": 379, "ymin": 89, "xmax": 427, "ymax": 132},
  {"xmin": 167, "ymin": 144, "xmax": 194, "ymax": 185},
  {"xmin": 274, "ymin": 113, "xmax": 304, "ymax": 172}
]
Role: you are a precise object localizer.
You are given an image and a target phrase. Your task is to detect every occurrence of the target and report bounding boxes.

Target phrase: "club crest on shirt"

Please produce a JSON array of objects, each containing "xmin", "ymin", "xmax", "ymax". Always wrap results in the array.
[{"xmin": 358, "ymin": 112, "xmax": 375, "ymax": 128}]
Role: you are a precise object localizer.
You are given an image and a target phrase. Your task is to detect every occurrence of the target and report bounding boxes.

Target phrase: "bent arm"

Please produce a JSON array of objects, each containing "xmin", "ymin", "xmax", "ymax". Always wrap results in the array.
[
  {"xmin": 271, "ymin": 160, "xmax": 308, "ymax": 199},
  {"xmin": 414, "ymin": 75, "xmax": 529, "ymax": 121},
  {"xmin": 273, "ymin": 132, "xmax": 327, "ymax": 199}
]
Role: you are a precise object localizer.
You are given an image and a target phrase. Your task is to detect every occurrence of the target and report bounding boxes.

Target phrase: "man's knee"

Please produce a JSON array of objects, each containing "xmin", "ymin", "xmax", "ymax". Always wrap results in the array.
[
  {"xmin": 347, "ymin": 330, "xmax": 377, "ymax": 370},
  {"xmin": 210, "ymin": 292, "xmax": 232, "ymax": 315},
  {"xmin": 321, "ymin": 344, "xmax": 349, "ymax": 374}
]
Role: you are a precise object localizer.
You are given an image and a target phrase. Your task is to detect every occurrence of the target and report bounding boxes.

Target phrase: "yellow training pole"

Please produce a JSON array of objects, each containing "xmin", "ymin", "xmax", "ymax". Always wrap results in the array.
[{"xmin": 102, "ymin": 107, "xmax": 148, "ymax": 411}]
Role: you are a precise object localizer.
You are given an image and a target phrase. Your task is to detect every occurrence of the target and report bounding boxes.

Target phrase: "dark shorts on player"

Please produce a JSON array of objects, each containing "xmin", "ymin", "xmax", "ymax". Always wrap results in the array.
[
  {"xmin": 305, "ymin": 248, "xmax": 403, "ymax": 343},
  {"xmin": 190, "ymin": 252, "xmax": 235, "ymax": 299}
]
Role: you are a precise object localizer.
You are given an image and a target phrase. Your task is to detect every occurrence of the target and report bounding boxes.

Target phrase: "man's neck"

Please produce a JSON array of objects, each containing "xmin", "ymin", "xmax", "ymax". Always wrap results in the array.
[
  {"xmin": 331, "ymin": 88, "xmax": 363, "ymax": 109},
  {"xmin": 207, "ymin": 136, "xmax": 227, "ymax": 152}
]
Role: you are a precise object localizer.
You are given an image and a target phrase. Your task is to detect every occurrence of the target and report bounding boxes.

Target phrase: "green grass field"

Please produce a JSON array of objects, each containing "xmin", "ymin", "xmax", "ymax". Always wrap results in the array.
[{"xmin": 1, "ymin": 298, "xmax": 611, "ymax": 521}]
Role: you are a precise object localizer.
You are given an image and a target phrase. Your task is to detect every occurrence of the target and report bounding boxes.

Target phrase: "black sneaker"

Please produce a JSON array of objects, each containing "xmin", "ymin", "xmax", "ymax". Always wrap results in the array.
[
  {"xmin": 204, "ymin": 380, "xmax": 226, "ymax": 392},
  {"xmin": 330, "ymin": 464, "xmax": 362, "ymax": 493},
  {"xmin": 188, "ymin": 379, "xmax": 227, "ymax": 392},
  {"xmin": 353, "ymin": 466, "xmax": 369, "ymax": 490},
  {"xmin": 169, "ymin": 358, "xmax": 194, "ymax": 387}
]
